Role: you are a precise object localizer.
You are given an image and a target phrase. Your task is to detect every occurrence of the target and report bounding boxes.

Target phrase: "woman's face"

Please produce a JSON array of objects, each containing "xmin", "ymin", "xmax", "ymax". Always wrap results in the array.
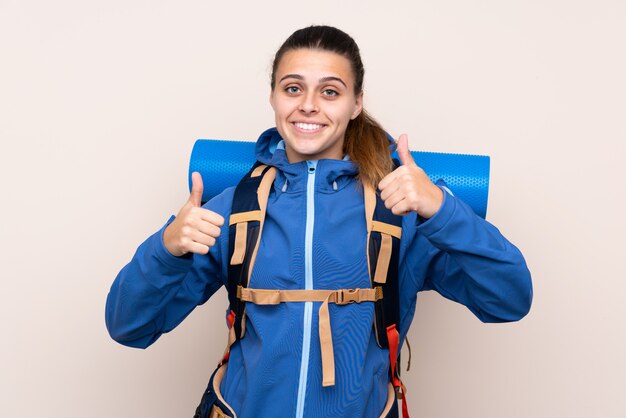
[{"xmin": 270, "ymin": 48, "xmax": 363, "ymax": 163}]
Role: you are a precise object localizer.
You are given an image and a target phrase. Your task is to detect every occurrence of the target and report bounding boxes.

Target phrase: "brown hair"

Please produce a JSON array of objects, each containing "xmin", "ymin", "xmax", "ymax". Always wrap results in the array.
[{"xmin": 271, "ymin": 25, "xmax": 393, "ymax": 186}]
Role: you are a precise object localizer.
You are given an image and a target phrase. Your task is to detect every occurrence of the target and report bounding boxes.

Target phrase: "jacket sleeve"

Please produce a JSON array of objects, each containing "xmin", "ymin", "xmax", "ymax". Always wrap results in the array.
[
  {"xmin": 105, "ymin": 192, "xmax": 232, "ymax": 349},
  {"xmin": 405, "ymin": 188, "xmax": 533, "ymax": 323}
]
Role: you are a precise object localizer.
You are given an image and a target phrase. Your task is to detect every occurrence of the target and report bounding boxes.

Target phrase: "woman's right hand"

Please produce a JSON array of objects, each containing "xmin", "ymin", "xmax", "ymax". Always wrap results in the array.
[{"xmin": 163, "ymin": 172, "xmax": 225, "ymax": 257}]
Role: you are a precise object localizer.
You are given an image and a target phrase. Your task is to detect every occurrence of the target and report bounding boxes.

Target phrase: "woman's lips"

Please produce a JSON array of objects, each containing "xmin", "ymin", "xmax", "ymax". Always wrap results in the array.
[{"xmin": 293, "ymin": 122, "xmax": 325, "ymax": 133}]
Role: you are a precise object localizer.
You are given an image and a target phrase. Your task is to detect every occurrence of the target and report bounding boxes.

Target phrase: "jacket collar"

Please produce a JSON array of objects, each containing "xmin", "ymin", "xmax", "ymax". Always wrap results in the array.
[{"xmin": 255, "ymin": 127, "xmax": 360, "ymax": 193}]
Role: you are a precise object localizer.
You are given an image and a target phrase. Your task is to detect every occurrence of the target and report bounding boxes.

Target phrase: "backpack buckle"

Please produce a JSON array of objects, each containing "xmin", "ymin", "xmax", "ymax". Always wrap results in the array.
[{"xmin": 336, "ymin": 289, "xmax": 360, "ymax": 305}]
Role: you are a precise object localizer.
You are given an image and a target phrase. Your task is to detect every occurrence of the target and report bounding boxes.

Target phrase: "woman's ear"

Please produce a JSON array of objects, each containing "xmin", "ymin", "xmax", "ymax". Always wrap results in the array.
[{"xmin": 351, "ymin": 91, "xmax": 364, "ymax": 120}]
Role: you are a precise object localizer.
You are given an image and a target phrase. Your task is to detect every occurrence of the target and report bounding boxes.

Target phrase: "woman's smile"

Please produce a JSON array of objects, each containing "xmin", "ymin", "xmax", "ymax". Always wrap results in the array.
[{"xmin": 292, "ymin": 122, "xmax": 326, "ymax": 133}]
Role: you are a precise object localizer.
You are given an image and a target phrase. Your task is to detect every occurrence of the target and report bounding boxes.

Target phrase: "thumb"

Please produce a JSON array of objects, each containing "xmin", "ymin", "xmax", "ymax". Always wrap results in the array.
[
  {"xmin": 396, "ymin": 134, "xmax": 415, "ymax": 166},
  {"xmin": 189, "ymin": 171, "xmax": 204, "ymax": 207}
]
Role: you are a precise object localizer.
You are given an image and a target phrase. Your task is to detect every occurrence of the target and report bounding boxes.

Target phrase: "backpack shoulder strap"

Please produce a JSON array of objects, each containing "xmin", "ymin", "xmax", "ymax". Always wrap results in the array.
[
  {"xmin": 227, "ymin": 162, "xmax": 276, "ymax": 340},
  {"xmin": 363, "ymin": 182, "xmax": 403, "ymax": 348},
  {"xmin": 364, "ymin": 180, "xmax": 410, "ymax": 417}
]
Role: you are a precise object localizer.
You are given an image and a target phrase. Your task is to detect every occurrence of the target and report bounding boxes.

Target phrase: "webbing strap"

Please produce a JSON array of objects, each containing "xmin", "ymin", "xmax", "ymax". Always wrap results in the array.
[
  {"xmin": 229, "ymin": 210, "xmax": 263, "ymax": 225},
  {"xmin": 364, "ymin": 185, "xmax": 402, "ymax": 287},
  {"xmin": 405, "ymin": 337, "xmax": 412, "ymax": 372},
  {"xmin": 247, "ymin": 167, "xmax": 275, "ymax": 283},
  {"xmin": 210, "ymin": 363, "xmax": 238, "ymax": 418},
  {"xmin": 238, "ymin": 286, "xmax": 383, "ymax": 387},
  {"xmin": 373, "ymin": 233, "xmax": 392, "ymax": 285},
  {"xmin": 237, "ymin": 286, "xmax": 381, "ymax": 304},
  {"xmin": 387, "ymin": 324, "xmax": 410, "ymax": 418},
  {"xmin": 250, "ymin": 164, "xmax": 267, "ymax": 178},
  {"xmin": 219, "ymin": 311, "xmax": 238, "ymax": 366},
  {"xmin": 230, "ymin": 222, "xmax": 248, "ymax": 265},
  {"xmin": 209, "ymin": 406, "xmax": 229, "ymax": 418},
  {"xmin": 229, "ymin": 211, "xmax": 263, "ymax": 266},
  {"xmin": 387, "ymin": 324, "xmax": 401, "ymax": 389},
  {"xmin": 371, "ymin": 220, "xmax": 402, "ymax": 239}
]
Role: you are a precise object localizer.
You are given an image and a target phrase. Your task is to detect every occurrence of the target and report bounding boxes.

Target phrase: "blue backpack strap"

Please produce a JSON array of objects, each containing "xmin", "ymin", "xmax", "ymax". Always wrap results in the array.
[{"xmin": 227, "ymin": 162, "xmax": 276, "ymax": 340}]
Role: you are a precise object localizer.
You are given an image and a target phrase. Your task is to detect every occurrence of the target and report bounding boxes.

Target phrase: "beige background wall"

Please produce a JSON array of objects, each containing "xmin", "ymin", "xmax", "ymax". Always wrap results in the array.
[{"xmin": 1, "ymin": 1, "xmax": 624, "ymax": 417}]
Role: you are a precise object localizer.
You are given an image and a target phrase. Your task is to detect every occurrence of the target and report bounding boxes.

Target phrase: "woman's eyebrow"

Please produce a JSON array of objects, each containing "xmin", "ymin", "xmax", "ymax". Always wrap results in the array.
[
  {"xmin": 319, "ymin": 76, "xmax": 347, "ymax": 88},
  {"xmin": 279, "ymin": 74, "xmax": 347, "ymax": 88},
  {"xmin": 279, "ymin": 74, "xmax": 304, "ymax": 83}
]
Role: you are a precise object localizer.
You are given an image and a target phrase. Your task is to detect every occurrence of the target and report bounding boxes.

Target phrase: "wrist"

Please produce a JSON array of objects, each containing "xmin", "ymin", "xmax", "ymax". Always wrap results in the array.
[
  {"xmin": 418, "ymin": 185, "xmax": 444, "ymax": 219},
  {"xmin": 163, "ymin": 223, "xmax": 185, "ymax": 257}
]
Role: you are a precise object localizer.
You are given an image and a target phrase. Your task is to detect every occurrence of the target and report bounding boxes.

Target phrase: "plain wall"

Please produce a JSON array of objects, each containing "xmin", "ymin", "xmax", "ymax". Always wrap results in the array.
[{"xmin": 1, "ymin": 1, "xmax": 624, "ymax": 417}]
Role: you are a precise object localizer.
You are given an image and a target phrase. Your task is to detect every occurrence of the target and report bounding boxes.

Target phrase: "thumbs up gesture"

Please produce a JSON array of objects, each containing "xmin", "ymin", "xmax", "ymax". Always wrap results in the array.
[
  {"xmin": 378, "ymin": 134, "xmax": 444, "ymax": 219},
  {"xmin": 163, "ymin": 172, "xmax": 225, "ymax": 256}
]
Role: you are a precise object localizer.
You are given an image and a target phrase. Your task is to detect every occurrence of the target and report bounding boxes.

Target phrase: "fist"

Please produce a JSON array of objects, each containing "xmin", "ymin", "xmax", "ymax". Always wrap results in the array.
[
  {"xmin": 378, "ymin": 134, "xmax": 443, "ymax": 218},
  {"xmin": 163, "ymin": 172, "xmax": 225, "ymax": 256}
]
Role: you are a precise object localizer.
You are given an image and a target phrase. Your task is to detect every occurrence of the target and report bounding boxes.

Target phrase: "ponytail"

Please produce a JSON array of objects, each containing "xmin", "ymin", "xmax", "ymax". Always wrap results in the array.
[{"xmin": 344, "ymin": 110, "xmax": 394, "ymax": 187}]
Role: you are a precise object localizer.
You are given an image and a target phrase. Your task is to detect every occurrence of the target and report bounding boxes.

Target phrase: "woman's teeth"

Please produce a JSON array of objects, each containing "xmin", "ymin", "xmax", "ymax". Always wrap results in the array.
[{"xmin": 294, "ymin": 123, "xmax": 323, "ymax": 131}]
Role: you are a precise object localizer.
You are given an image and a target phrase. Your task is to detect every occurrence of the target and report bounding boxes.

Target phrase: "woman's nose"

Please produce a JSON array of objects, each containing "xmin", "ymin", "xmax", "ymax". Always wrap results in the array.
[{"xmin": 298, "ymin": 93, "xmax": 319, "ymax": 114}]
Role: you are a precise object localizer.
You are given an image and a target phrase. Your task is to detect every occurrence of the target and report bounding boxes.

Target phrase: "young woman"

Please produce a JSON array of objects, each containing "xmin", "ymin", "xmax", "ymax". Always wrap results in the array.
[{"xmin": 106, "ymin": 25, "xmax": 532, "ymax": 418}]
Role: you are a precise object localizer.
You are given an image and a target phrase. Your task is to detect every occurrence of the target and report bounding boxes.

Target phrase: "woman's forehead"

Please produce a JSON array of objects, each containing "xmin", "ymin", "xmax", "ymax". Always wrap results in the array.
[{"xmin": 275, "ymin": 49, "xmax": 354, "ymax": 84}]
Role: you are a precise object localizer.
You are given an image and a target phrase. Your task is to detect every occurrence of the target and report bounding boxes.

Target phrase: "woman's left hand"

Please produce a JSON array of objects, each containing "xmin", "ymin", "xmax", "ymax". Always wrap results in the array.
[{"xmin": 378, "ymin": 134, "xmax": 444, "ymax": 219}]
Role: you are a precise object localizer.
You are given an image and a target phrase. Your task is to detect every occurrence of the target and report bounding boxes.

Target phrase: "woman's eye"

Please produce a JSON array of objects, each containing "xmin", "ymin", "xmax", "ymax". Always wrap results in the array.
[
  {"xmin": 322, "ymin": 89, "xmax": 338, "ymax": 97},
  {"xmin": 286, "ymin": 86, "xmax": 300, "ymax": 94}
]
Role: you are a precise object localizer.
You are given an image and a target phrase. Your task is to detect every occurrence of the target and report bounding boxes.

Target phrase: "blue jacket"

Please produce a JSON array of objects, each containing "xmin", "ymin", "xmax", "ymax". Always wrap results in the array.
[{"xmin": 106, "ymin": 128, "xmax": 532, "ymax": 418}]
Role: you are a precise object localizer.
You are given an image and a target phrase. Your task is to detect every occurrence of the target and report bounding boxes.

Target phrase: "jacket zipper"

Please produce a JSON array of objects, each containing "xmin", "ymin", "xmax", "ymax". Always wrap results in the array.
[{"xmin": 295, "ymin": 160, "xmax": 317, "ymax": 418}]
